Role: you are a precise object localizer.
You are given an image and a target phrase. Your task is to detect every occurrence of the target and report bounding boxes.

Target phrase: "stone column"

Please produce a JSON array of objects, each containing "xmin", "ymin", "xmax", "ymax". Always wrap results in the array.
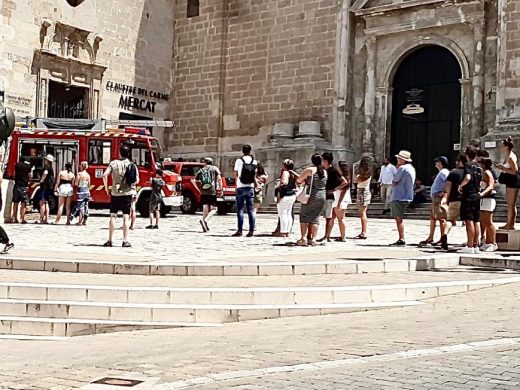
[
  {"xmin": 472, "ymin": 20, "xmax": 486, "ymax": 138},
  {"xmin": 460, "ymin": 78, "xmax": 473, "ymax": 147},
  {"xmin": 363, "ymin": 35, "xmax": 377, "ymax": 155},
  {"xmin": 375, "ymin": 86, "xmax": 392, "ymax": 162}
]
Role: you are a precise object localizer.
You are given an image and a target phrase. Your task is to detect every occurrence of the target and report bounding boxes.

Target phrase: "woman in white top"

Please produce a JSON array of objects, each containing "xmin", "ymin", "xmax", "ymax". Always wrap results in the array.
[
  {"xmin": 496, "ymin": 136, "xmax": 519, "ymax": 229},
  {"xmin": 54, "ymin": 162, "xmax": 75, "ymax": 224}
]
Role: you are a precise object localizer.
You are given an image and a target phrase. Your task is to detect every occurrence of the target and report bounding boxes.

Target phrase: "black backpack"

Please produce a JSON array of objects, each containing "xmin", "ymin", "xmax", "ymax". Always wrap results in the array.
[
  {"xmin": 240, "ymin": 157, "xmax": 256, "ymax": 184},
  {"xmin": 121, "ymin": 162, "xmax": 137, "ymax": 191}
]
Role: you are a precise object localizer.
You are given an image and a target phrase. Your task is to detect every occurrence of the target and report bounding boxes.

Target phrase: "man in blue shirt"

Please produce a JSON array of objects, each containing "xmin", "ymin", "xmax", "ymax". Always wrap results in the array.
[
  {"xmin": 419, "ymin": 156, "xmax": 450, "ymax": 247},
  {"xmin": 389, "ymin": 150, "xmax": 416, "ymax": 246}
]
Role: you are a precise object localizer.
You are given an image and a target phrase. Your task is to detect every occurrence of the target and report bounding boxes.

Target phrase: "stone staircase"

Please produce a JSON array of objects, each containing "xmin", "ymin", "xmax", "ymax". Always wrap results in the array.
[{"xmin": 0, "ymin": 254, "xmax": 519, "ymax": 338}]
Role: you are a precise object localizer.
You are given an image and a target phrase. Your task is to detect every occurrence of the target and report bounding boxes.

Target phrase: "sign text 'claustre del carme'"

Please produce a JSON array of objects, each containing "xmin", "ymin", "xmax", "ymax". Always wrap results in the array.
[{"xmin": 105, "ymin": 81, "xmax": 170, "ymax": 114}]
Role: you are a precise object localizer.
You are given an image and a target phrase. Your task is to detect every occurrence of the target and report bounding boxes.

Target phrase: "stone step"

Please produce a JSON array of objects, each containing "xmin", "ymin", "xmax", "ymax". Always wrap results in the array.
[
  {"xmin": 0, "ymin": 316, "xmax": 221, "ymax": 337},
  {"xmin": 0, "ymin": 298, "xmax": 425, "ymax": 325},
  {"xmin": 460, "ymin": 255, "xmax": 520, "ymax": 270},
  {"xmin": 1, "ymin": 277, "xmax": 518, "ymax": 305},
  {"xmin": 0, "ymin": 255, "xmax": 460, "ymax": 276}
]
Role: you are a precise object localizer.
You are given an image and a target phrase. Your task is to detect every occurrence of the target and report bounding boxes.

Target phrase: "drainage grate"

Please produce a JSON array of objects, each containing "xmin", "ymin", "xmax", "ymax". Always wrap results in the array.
[{"xmin": 91, "ymin": 377, "xmax": 144, "ymax": 387}]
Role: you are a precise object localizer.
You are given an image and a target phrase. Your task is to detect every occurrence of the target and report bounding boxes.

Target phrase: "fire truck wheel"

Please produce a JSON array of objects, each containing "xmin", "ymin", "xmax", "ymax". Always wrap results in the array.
[
  {"xmin": 137, "ymin": 192, "xmax": 151, "ymax": 218},
  {"xmin": 160, "ymin": 205, "xmax": 171, "ymax": 218},
  {"xmin": 180, "ymin": 192, "xmax": 197, "ymax": 214}
]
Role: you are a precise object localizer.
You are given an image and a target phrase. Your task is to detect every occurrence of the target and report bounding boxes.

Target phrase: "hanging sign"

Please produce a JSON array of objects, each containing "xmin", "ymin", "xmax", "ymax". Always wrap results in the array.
[{"xmin": 402, "ymin": 87, "xmax": 425, "ymax": 115}]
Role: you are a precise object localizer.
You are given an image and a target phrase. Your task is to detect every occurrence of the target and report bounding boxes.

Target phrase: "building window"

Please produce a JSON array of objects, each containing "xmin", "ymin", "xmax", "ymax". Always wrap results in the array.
[
  {"xmin": 187, "ymin": 0, "xmax": 199, "ymax": 18},
  {"xmin": 47, "ymin": 80, "xmax": 88, "ymax": 119},
  {"xmin": 89, "ymin": 140, "xmax": 111, "ymax": 165}
]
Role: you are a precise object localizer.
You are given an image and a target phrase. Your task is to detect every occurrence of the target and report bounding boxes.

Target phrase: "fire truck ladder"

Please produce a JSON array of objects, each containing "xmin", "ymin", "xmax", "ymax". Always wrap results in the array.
[{"xmin": 15, "ymin": 117, "xmax": 175, "ymax": 131}]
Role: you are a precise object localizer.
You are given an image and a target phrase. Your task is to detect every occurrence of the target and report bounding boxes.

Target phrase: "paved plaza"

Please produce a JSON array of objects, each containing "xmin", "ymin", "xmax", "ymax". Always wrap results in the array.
[{"xmin": 0, "ymin": 212, "xmax": 518, "ymax": 389}]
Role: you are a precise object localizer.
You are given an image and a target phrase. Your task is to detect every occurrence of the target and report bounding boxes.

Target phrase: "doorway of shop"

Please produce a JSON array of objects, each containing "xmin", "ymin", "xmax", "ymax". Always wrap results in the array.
[{"xmin": 390, "ymin": 45, "xmax": 462, "ymax": 184}]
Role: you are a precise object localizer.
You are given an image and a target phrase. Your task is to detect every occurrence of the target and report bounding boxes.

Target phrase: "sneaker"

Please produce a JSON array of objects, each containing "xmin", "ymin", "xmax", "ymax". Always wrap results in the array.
[
  {"xmin": 459, "ymin": 246, "xmax": 475, "ymax": 254},
  {"xmin": 246, "ymin": 231, "xmax": 254, "ymax": 237},
  {"xmin": 473, "ymin": 246, "xmax": 480, "ymax": 254},
  {"xmin": 231, "ymin": 231, "xmax": 243, "ymax": 237},
  {"xmin": 145, "ymin": 225, "xmax": 154, "ymax": 229},
  {"xmin": 390, "ymin": 239, "xmax": 406, "ymax": 246},
  {"xmin": 2, "ymin": 243, "xmax": 14, "ymax": 254},
  {"xmin": 122, "ymin": 241, "xmax": 132, "ymax": 248},
  {"xmin": 204, "ymin": 220, "xmax": 210, "ymax": 232},
  {"xmin": 483, "ymin": 244, "xmax": 497, "ymax": 253},
  {"xmin": 418, "ymin": 239, "xmax": 433, "ymax": 248},
  {"xmin": 103, "ymin": 240, "xmax": 113, "ymax": 247},
  {"xmin": 153, "ymin": 225, "xmax": 159, "ymax": 229},
  {"xmin": 199, "ymin": 220, "xmax": 208, "ymax": 233}
]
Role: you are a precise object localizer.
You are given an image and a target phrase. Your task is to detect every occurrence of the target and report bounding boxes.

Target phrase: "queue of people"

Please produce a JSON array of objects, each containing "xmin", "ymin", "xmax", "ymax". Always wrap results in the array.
[{"xmin": 4, "ymin": 138, "xmax": 519, "ymax": 252}]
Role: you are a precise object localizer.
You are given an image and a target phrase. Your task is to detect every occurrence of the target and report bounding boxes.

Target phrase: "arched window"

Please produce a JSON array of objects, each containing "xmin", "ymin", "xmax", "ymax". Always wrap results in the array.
[{"xmin": 187, "ymin": 0, "xmax": 199, "ymax": 18}]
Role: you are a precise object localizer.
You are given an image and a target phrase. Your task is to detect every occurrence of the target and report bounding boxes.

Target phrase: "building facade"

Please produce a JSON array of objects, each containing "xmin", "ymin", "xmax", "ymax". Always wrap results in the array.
[
  {"xmin": 0, "ymin": 0, "xmax": 174, "ymax": 142},
  {"xmin": 2, "ymin": 0, "xmax": 520, "ymax": 182}
]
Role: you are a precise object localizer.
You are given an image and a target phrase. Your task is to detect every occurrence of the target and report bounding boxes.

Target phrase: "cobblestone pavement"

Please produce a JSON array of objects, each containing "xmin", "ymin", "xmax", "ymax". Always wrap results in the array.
[
  {"xmin": 3, "ymin": 211, "xmax": 469, "ymax": 263},
  {"xmin": 0, "ymin": 282, "xmax": 519, "ymax": 388}
]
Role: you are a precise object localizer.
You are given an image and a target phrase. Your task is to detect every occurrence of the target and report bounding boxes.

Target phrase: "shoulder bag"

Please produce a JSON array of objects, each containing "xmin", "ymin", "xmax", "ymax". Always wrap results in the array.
[{"xmin": 296, "ymin": 173, "xmax": 314, "ymax": 204}]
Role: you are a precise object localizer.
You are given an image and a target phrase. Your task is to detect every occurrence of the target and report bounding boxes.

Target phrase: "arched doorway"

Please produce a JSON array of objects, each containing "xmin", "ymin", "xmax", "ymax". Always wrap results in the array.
[{"xmin": 390, "ymin": 45, "xmax": 462, "ymax": 184}]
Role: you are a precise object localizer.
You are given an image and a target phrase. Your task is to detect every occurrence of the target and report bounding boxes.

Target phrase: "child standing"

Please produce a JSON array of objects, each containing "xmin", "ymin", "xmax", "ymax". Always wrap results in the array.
[{"xmin": 146, "ymin": 169, "xmax": 165, "ymax": 229}]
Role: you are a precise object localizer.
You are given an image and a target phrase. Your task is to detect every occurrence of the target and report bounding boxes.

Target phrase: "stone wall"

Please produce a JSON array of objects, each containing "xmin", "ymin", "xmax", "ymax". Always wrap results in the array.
[
  {"xmin": 169, "ymin": 0, "xmax": 337, "ymax": 159},
  {"xmin": 0, "ymin": 0, "xmax": 174, "ymax": 144}
]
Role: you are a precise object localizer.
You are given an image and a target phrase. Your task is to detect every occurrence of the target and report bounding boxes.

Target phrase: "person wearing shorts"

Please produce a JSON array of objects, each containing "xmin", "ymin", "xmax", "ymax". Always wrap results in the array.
[
  {"xmin": 354, "ymin": 156, "xmax": 373, "ymax": 239},
  {"xmin": 12, "ymin": 157, "xmax": 31, "ymax": 224},
  {"xmin": 146, "ymin": 169, "xmax": 165, "ymax": 229},
  {"xmin": 389, "ymin": 151, "xmax": 416, "ymax": 246},
  {"xmin": 38, "ymin": 155, "xmax": 55, "ymax": 224},
  {"xmin": 458, "ymin": 146, "xmax": 483, "ymax": 254},
  {"xmin": 196, "ymin": 157, "xmax": 222, "ymax": 232},
  {"xmin": 478, "ymin": 158, "xmax": 497, "ymax": 252},
  {"xmin": 103, "ymin": 144, "xmax": 136, "ymax": 248},
  {"xmin": 440, "ymin": 154, "xmax": 467, "ymax": 250},
  {"xmin": 418, "ymin": 156, "xmax": 450, "ymax": 247}
]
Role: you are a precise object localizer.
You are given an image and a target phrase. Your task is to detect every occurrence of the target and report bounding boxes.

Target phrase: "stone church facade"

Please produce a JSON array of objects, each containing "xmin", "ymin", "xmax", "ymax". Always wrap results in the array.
[{"xmin": 1, "ymin": 0, "xmax": 520, "ymax": 180}]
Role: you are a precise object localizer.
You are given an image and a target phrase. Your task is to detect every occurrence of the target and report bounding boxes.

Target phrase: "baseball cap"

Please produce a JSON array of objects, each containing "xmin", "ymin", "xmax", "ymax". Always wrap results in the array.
[{"xmin": 434, "ymin": 156, "xmax": 448, "ymax": 167}]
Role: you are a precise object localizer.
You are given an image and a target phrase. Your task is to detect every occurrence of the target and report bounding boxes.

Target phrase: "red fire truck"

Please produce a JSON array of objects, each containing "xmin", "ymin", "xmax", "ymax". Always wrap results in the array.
[{"xmin": 4, "ymin": 119, "xmax": 183, "ymax": 217}]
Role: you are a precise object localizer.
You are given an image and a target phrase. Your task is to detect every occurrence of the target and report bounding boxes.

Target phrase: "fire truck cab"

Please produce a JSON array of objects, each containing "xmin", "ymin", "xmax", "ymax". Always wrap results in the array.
[{"xmin": 5, "ymin": 120, "xmax": 183, "ymax": 217}]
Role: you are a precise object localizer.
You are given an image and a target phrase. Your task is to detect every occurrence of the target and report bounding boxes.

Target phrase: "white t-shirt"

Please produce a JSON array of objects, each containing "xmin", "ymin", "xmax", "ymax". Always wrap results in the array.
[
  {"xmin": 234, "ymin": 155, "xmax": 257, "ymax": 188},
  {"xmin": 379, "ymin": 164, "xmax": 397, "ymax": 185}
]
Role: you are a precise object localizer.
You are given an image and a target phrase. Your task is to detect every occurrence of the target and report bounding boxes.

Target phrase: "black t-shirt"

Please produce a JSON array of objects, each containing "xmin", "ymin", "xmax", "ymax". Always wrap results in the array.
[
  {"xmin": 462, "ymin": 161, "xmax": 482, "ymax": 199},
  {"xmin": 14, "ymin": 162, "xmax": 31, "ymax": 187},
  {"xmin": 326, "ymin": 167, "xmax": 342, "ymax": 200},
  {"xmin": 446, "ymin": 168, "xmax": 463, "ymax": 202},
  {"xmin": 41, "ymin": 166, "xmax": 54, "ymax": 191}
]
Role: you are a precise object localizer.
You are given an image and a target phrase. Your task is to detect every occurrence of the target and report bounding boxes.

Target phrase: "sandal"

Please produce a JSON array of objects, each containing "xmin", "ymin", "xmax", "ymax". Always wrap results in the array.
[
  {"xmin": 418, "ymin": 239, "xmax": 433, "ymax": 247},
  {"xmin": 296, "ymin": 239, "xmax": 307, "ymax": 246},
  {"xmin": 308, "ymin": 241, "xmax": 318, "ymax": 247},
  {"xmin": 354, "ymin": 234, "xmax": 367, "ymax": 240}
]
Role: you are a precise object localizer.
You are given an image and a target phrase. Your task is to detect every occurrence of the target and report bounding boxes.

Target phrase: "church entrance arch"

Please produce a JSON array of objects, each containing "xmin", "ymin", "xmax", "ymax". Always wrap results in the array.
[{"xmin": 390, "ymin": 45, "xmax": 462, "ymax": 185}]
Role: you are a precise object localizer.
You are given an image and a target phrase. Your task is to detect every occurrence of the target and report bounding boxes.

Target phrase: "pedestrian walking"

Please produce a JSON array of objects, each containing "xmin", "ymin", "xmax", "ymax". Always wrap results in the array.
[
  {"xmin": 12, "ymin": 157, "xmax": 31, "ymax": 224},
  {"xmin": 440, "ymin": 154, "xmax": 467, "ymax": 250},
  {"xmin": 195, "ymin": 157, "xmax": 222, "ymax": 232},
  {"xmin": 478, "ymin": 158, "xmax": 497, "ymax": 252},
  {"xmin": 38, "ymin": 154, "xmax": 54, "ymax": 224},
  {"xmin": 296, "ymin": 154, "xmax": 327, "ymax": 246},
  {"xmin": 102, "ymin": 144, "xmax": 137, "ymax": 247},
  {"xmin": 0, "ymin": 170, "xmax": 14, "ymax": 254},
  {"xmin": 253, "ymin": 163, "xmax": 268, "ymax": 216},
  {"xmin": 128, "ymin": 159, "xmax": 140, "ymax": 231},
  {"xmin": 54, "ymin": 162, "xmax": 75, "ymax": 224},
  {"xmin": 233, "ymin": 144, "xmax": 257, "ymax": 237},
  {"xmin": 389, "ymin": 150, "xmax": 416, "ymax": 246},
  {"xmin": 334, "ymin": 160, "xmax": 351, "ymax": 241},
  {"xmin": 378, "ymin": 156, "xmax": 396, "ymax": 215},
  {"xmin": 72, "ymin": 161, "xmax": 91, "ymax": 226},
  {"xmin": 354, "ymin": 155, "xmax": 373, "ymax": 239},
  {"xmin": 418, "ymin": 156, "xmax": 450, "ymax": 247},
  {"xmin": 496, "ymin": 136, "xmax": 519, "ymax": 230},
  {"xmin": 319, "ymin": 152, "xmax": 349, "ymax": 242},
  {"xmin": 146, "ymin": 169, "xmax": 165, "ymax": 229},
  {"xmin": 458, "ymin": 146, "xmax": 483, "ymax": 254},
  {"xmin": 274, "ymin": 159, "xmax": 298, "ymax": 238}
]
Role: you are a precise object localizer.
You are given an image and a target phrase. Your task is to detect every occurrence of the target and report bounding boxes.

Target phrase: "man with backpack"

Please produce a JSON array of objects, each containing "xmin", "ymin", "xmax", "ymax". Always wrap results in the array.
[
  {"xmin": 102, "ymin": 144, "xmax": 137, "ymax": 247},
  {"xmin": 196, "ymin": 157, "xmax": 223, "ymax": 232},
  {"xmin": 233, "ymin": 145, "xmax": 257, "ymax": 237}
]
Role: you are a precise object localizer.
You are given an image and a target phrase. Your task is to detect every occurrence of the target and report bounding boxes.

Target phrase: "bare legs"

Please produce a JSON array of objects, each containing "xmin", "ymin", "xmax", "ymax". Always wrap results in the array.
[
  {"xmin": 358, "ymin": 205, "xmax": 368, "ymax": 237},
  {"xmin": 335, "ymin": 208, "xmax": 346, "ymax": 240},
  {"xmin": 464, "ymin": 220, "xmax": 479, "ymax": 248},
  {"xmin": 503, "ymin": 188, "xmax": 519, "ymax": 229},
  {"xmin": 480, "ymin": 211, "xmax": 496, "ymax": 246},
  {"xmin": 395, "ymin": 216, "xmax": 405, "ymax": 240}
]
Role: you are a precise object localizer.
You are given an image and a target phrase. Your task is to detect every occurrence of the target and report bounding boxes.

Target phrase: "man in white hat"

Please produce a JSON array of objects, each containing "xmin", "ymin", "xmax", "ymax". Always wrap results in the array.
[
  {"xmin": 38, "ymin": 154, "xmax": 55, "ymax": 224},
  {"xmin": 389, "ymin": 150, "xmax": 416, "ymax": 246}
]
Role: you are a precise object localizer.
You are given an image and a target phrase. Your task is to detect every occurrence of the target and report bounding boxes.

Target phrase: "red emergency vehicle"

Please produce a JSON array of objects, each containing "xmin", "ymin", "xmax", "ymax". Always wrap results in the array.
[{"xmin": 5, "ymin": 119, "xmax": 183, "ymax": 217}]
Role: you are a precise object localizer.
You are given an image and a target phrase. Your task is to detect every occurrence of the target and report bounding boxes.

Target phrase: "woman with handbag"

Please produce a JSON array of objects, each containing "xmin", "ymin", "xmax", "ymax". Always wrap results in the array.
[
  {"xmin": 496, "ymin": 136, "xmax": 520, "ymax": 229},
  {"xmin": 295, "ymin": 154, "xmax": 327, "ymax": 246},
  {"xmin": 274, "ymin": 159, "xmax": 298, "ymax": 238}
]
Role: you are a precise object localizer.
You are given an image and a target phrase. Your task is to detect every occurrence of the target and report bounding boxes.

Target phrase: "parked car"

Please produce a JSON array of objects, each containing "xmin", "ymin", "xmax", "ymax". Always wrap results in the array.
[{"xmin": 162, "ymin": 160, "xmax": 236, "ymax": 214}]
